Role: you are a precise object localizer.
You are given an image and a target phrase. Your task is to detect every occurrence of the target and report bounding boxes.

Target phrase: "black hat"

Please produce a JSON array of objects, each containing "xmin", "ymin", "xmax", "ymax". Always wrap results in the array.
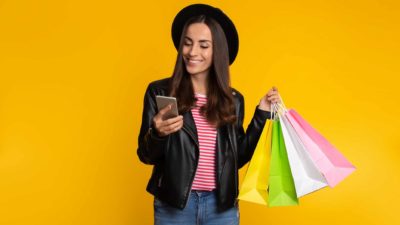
[{"xmin": 171, "ymin": 4, "xmax": 239, "ymax": 65}]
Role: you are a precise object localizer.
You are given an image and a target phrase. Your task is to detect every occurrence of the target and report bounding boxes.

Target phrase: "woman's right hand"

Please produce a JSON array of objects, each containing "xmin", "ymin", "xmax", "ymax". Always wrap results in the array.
[{"xmin": 152, "ymin": 104, "xmax": 184, "ymax": 137}]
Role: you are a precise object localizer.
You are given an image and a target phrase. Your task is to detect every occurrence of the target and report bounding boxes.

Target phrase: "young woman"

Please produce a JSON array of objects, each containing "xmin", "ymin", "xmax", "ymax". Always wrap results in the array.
[{"xmin": 137, "ymin": 4, "xmax": 281, "ymax": 225}]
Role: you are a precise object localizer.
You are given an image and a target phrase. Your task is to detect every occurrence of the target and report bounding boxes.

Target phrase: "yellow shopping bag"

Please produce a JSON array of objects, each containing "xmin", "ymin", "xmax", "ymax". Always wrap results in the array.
[{"xmin": 238, "ymin": 119, "xmax": 272, "ymax": 205}]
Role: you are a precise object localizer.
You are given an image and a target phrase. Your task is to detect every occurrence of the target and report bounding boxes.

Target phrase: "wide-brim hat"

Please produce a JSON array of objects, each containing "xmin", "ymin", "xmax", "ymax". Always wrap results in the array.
[{"xmin": 171, "ymin": 4, "xmax": 239, "ymax": 65}]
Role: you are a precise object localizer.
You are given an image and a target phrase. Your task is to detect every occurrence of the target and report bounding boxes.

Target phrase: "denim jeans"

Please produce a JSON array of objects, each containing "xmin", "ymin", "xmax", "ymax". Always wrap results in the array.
[{"xmin": 154, "ymin": 190, "xmax": 239, "ymax": 225}]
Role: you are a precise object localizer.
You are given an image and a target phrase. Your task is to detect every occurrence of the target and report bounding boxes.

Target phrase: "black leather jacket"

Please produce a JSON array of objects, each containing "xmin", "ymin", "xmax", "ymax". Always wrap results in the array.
[{"xmin": 137, "ymin": 78, "xmax": 270, "ymax": 211}]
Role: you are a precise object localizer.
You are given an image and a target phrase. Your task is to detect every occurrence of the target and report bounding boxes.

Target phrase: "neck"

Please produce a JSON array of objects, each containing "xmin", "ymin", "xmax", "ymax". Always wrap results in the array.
[{"xmin": 191, "ymin": 72, "xmax": 209, "ymax": 95}]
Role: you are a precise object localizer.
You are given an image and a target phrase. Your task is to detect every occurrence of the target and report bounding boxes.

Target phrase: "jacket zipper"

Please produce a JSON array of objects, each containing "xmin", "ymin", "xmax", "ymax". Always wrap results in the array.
[
  {"xmin": 158, "ymin": 174, "xmax": 163, "ymax": 187},
  {"xmin": 181, "ymin": 126, "xmax": 199, "ymax": 208},
  {"xmin": 229, "ymin": 127, "xmax": 239, "ymax": 198},
  {"xmin": 233, "ymin": 151, "xmax": 238, "ymax": 198}
]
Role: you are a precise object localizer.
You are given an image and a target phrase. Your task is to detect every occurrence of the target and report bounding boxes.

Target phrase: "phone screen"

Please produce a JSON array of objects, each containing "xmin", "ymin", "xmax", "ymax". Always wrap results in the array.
[{"xmin": 155, "ymin": 96, "xmax": 179, "ymax": 119}]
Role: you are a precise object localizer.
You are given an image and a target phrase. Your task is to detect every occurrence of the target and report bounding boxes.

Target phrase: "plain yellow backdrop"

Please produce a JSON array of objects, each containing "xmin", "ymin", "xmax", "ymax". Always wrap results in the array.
[{"xmin": 1, "ymin": 0, "xmax": 399, "ymax": 224}]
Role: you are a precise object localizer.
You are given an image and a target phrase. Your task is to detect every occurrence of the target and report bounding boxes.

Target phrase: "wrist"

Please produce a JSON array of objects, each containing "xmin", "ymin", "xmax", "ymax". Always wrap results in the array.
[
  {"xmin": 149, "ymin": 127, "xmax": 167, "ymax": 139},
  {"xmin": 257, "ymin": 104, "xmax": 270, "ymax": 112}
]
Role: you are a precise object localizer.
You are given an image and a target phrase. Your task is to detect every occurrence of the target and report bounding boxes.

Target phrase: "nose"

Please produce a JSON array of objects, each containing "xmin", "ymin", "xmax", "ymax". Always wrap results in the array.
[{"xmin": 189, "ymin": 43, "xmax": 200, "ymax": 56}]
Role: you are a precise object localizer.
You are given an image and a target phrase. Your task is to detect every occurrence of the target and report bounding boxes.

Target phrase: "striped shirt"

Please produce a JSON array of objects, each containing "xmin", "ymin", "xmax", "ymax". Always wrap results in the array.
[{"xmin": 191, "ymin": 93, "xmax": 217, "ymax": 191}]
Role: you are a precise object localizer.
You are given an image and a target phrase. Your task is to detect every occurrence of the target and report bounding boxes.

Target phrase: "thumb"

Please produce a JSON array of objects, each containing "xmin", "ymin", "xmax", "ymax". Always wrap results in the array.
[{"xmin": 158, "ymin": 104, "xmax": 172, "ymax": 115}]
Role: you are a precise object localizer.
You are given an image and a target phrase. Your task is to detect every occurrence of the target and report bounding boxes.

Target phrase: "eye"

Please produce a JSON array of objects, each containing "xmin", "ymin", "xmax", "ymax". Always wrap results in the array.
[
  {"xmin": 200, "ymin": 46, "xmax": 209, "ymax": 49},
  {"xmin": 184, "ymin": 42, "xmax": 192, "ymax": 46}
]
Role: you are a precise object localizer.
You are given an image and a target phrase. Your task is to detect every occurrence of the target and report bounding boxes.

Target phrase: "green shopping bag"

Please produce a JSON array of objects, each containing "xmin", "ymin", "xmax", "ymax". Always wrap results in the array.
[{"xmin": 268, "ymin": 120, "xmax": 299, "ymax": 207}]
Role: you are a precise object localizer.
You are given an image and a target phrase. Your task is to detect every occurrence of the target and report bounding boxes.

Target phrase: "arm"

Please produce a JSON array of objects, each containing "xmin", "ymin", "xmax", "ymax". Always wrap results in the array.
[
  {"xmin": 136, "ymin": 84, "xmax": 169, "ymax": 165},
  {"xmin": 236, "ymin": 94, "xmax": 271, "ymax": 168}
]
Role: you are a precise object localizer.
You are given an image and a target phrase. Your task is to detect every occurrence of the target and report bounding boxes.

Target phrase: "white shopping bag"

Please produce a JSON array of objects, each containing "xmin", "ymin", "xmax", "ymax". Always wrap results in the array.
[{"xmin": 277, "ymin": 106, "xmax": 328, "ymax": 197}]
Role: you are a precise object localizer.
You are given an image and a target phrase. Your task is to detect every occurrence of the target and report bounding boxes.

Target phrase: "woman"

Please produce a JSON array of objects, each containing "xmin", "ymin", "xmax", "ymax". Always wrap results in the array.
[{"xmin": 137, "ymin": 4, "xmax": 281, "ymax": 225}]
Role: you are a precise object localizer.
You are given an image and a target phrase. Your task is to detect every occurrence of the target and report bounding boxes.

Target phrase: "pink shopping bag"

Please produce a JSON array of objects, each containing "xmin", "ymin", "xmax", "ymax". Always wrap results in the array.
[{"xmin": 285, "ymin": 109, "xmax": 356, "ymax": 187}]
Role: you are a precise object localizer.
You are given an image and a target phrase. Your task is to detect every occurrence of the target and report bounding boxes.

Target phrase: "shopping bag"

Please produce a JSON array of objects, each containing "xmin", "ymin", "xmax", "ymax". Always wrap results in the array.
[
  {"xmin": 268, "ymin": 120, "xmax": 299, "ymax": 207},
  {"xmin": 280, "ymin": 112, "xmax": 328, "ymax": 197},
  {"xmin": 286, "ymin": 109, "xmax": 356, "ymax": 187},
  {"xmin": 238, "ymin": 119, "xmax": 272, "ymax": 205}
]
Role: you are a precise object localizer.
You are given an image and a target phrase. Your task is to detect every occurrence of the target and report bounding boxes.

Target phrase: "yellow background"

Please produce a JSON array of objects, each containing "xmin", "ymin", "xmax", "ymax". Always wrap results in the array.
[{"xmin": 1, "ymin": 0, "xmax": 399, "ymax": 224}]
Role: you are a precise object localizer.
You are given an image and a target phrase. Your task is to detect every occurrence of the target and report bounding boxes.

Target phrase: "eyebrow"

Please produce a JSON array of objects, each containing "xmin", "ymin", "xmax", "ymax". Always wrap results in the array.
[{"xmin": 184, "ymin": 36, "xmax": 212, "ymax": 43}]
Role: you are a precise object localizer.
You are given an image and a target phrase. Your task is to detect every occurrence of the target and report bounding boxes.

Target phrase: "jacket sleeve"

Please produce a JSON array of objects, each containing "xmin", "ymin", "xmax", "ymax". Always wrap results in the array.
[
  {"xmin": 136, "ymin": 83, "xmax": 169, "ymax": 165},
  {"xmin": 236, "ymin": 94, "xmax": 271, "ymax": 168}
]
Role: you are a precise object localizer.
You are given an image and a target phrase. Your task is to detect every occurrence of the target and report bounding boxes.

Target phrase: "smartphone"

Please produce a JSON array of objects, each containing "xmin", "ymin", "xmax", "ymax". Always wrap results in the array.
[{"xmin": 155, "ymin": 95, "xmax": 179, "ymax": 120}]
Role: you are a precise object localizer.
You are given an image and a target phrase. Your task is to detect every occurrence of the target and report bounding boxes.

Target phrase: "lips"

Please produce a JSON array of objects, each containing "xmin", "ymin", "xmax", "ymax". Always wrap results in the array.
[{"xmin": 187, "ymin": 58, "xmax": 203, "ymax": 66}]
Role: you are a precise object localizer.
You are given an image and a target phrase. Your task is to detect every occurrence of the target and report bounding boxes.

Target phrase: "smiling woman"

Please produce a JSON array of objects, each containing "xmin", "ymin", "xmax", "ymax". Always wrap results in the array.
[
  {"xmin": 182, "ymin": 22, "xmax": 214, "ymax": 93},
  {"xmin": 170, "ymin": 14, "xmax": 237, "ymax": 127},
  {"xmin": 182, "ymin": 23, "xmax": 213, "ymax": 78},
  {"xmin": 136, "ymin": 3, "xmax": 280, "ymax": 225}
]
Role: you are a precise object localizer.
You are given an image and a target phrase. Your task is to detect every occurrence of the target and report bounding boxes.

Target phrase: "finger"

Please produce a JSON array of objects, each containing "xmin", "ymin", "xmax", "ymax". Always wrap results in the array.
[
  {"xmin": 170, "ymin": 122, "xmax": 183, "ymax": 132},
  {"xmin": 268, "ymin": 94, "xmax": 280, "ymax": 99},
  {"xmin": 267, "ymin": 87, "xmax": 278, "ymax": 96},
  {"xmin": 152, "ymin": 116, "xmax": 163, "ymax": 129},
  {"xmin": 172, "ymin": 121, "xmax": 184, "ymax": 133},
  {"xmin": 268, "ymin": 96, "xmax": 280, "ymax": 102},
  {"xmin": 269, "ymin": 92, "xmax": 281, "ymax": 98},
  {"xmin": 271, "ymin": 98, "xmax": 281, "ymax": 103},
  {"xmin": 158, "ymin": 104, "xmax": 173, "ymax": 116},
  {"xmin": 268, "ymin": 95, "xmax": 280, "ymax": 100},
  {"xmin": 269, "ymin": 93, "xmax": 280, "ymax": 98},
  {"xmin": 161, "ymin": 115, "xmax": 183, "ymax": 126},
  {"xmin": 163, "ymin": 115, "xmax": 183, "ymax": 125},
  {"xmin": 273, "ymin": 97, "xmax": 282, "ymax": 103},
  {"xmin": 163, "ymin": 120, "xmax": 183, "ymax": 134},
  {"xmin": 173, "ymin": 120, "xmax": 184, "ymax": 132}
]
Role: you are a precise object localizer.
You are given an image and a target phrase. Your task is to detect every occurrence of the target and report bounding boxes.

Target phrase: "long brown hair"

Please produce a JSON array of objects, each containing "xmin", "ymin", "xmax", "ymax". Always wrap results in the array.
[{"xmin": 169, "ymin": 15, "xmax": 237, "ymax": 128}]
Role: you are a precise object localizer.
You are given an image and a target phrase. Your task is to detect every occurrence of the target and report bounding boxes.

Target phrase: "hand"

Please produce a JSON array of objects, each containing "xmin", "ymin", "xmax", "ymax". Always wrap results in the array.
[
  {"xmin": 258, "ymin": 86, "xmax": 281, "ymax": 112},
  {"xmin": 152, "ymin": 104, "xmax": 184, "ymax": 137}
]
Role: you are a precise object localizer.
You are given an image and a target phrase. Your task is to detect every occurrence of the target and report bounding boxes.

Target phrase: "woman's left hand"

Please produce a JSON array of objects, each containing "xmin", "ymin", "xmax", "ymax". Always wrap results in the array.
[{"xmin": 258, "ymin": 86, "xmax": 281, "ymax": 112}]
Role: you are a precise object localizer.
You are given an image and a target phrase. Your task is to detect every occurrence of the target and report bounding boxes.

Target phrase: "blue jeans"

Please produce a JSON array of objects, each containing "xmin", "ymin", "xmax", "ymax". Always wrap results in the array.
[{"xmin": 154, "ymin": 190, "xmax": 239, "ymax": 225}]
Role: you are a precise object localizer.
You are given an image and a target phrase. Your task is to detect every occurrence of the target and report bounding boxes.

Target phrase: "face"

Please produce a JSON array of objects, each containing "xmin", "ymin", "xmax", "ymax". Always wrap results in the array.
[{"xmin": 182, "ymin": 23, "xmax": 213, "ymax": 77}]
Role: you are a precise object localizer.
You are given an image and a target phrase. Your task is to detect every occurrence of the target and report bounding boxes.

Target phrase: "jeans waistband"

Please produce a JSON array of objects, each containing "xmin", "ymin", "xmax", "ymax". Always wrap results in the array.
[{"xmin": 191, "ymin": 189, "xmax": 217, "ymax": 197}]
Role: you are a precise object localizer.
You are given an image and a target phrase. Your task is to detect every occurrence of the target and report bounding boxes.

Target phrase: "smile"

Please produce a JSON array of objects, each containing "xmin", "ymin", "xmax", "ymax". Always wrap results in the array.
[{"xmin": 187, "ymin": 58, "xmax": 203, "ymax": 65}]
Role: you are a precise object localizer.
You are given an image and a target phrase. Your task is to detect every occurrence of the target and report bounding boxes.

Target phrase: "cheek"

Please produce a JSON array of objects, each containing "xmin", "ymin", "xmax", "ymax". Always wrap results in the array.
[
  {"xmin": 204, "ymin": 50, "xmax": 213, "ymax": 61},
  {"xmin": 182, "ymin": 46, "xmax": 190, "ymax": 56}
]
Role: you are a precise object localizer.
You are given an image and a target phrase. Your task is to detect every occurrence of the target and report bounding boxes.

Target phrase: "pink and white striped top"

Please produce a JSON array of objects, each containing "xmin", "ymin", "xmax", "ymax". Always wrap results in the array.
[{"xmin": 191, "ymin": 93, "xmax": 217, "ymax": 191}]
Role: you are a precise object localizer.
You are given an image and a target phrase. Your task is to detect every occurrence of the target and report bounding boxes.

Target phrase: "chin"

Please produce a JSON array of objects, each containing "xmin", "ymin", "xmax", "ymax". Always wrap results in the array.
[{"xmin": 186, "ymin": 67, "xmax": 205, "ymax": 75}]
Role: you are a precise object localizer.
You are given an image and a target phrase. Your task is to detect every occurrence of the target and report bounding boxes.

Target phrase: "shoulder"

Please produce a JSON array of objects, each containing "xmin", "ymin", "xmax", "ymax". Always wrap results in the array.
[
  {"xmin": 144, "ymin": 77, "xmax": 171, "ymax": 99},
  {"xmin": 143, "ymin": 77, "xmax": 171, "ymax": 103},
  {"xmin": 230, "ymin": 87, "xmax": 244, "ymax": 120},
  {"xmin": 230, "ymin": 87, "xmax": 244, "ymax": 103},
  {"xmin": 147, "ymin": 77, "xmax": 171, "ymax": 92}
]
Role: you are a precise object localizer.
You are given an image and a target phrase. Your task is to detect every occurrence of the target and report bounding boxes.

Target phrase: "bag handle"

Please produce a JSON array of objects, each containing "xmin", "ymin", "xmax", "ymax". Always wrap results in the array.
[
  {"xmin": 271, "ymin": 102, "xmax": 285, "ymax": 120},
  {"xmin": 278, "ymin": 94, "xmax": 288, "ymax": 111},
  {"xmin": 271, "ymin": 93, "xmax": 287, "ymax": 120}
]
